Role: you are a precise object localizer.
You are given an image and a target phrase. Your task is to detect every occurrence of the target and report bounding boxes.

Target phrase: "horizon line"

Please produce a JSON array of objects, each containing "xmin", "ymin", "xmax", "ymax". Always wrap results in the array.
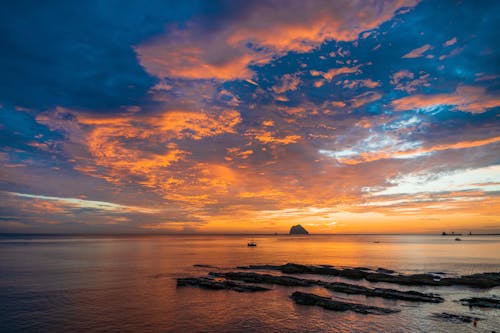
[{"xmin": 1, "ymin": 232, "xmax": 500, "ymax": 236}]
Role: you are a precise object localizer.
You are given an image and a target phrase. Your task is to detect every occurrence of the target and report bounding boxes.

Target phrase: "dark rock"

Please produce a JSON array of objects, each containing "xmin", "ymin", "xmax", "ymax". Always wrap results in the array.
[
  {"xmin": 237, "ymin": 264, "xmax": 282, "ymax": 270},
  {"xmin": 369, "ymin": 288, "xmax": 443, "ymax": 303},
  {"xmin": 365, "ymin": 272, "xmax": 500, "ymax": 288},
  {"xmin": 365, "ymin": 273, "xmax": 442, "ymax": 286},
  {"xmin": 176, "ymin": 277, "xmax": 270, "ymax": 292},
  {"xmin": 460, "ymin": 296, "xmax": 500, "ymax": 309},
  {"xmin": 354, "ymin": 267, "xmax": 371, "ymax": 271},
  {"xmin": 321, "ymin": 281, "xmax": 371, "ymax": 295},
  {"xmin": 289, "ymin": 224, "xmax": 309, "ymax": 235},
  {"xmin": 210, "ymin": 272, "xmax": 312, "ymax": 286},
  {"xmin": 290, "ymin": 291, "xmax": 399, "ymax": 315},
  {"xmin": 376, "ymin": 268, "xmax": 396, "ymax": 274},
  {"xmin": 239, "ymin": 263, "xmax": 368, "ymax": 280},
  {"xmin": 193, "ymin": 264, "xmax": 218, "ymax": 268},
  {"xmin": 239, "ymin": 263, "xmax": 500, "ymax": 288},
  {"xmin": 431, "ymin": 312, "xmax": 481, "ymax": 323},
  {"xmin": 321, "ymin": 279, "xmax": 442, "ymax": 303},
  {"xmin": 281, "ymin": 263, "xmax": 318, "ymax": 274},
  {"xmin": 447, "ymin": 272, "xmax": 500, "ymax": 288},
  {"xmin": 212, "ymin": 271, "xmax": 443, "ymax": 303}
]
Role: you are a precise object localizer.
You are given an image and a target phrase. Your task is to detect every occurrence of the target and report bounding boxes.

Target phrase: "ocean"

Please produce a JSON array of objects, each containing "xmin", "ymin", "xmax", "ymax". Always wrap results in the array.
[{"xmin": 1, "ymin": 234, "xmax": 499, "ymax": 332}]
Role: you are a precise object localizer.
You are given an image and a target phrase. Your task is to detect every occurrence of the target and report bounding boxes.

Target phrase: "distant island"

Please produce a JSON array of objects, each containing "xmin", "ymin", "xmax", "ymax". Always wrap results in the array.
[{"xmin": 289, "ymin": 224, "xmax": 309, "ymax": 235}]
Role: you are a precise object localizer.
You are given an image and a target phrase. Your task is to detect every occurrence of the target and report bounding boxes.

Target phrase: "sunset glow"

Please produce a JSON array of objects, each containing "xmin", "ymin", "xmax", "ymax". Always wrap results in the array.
[{"xmin": 1, "ymin": 0, "xmax": 499, "ymax": 234}]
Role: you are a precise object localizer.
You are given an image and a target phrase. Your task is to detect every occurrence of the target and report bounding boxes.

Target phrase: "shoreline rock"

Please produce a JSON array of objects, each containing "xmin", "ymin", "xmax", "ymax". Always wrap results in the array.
[
  {"xmin": 460, "ymin": 296, "xmax": 500, "ymax": 309},
  {"xmin": 291, "ymin": 291, "xmax": 400, "ymax": 315},
  {"xmin": 193, "ymin": 264, "xmax": 219, "ymax": 269},
  {"xmin": 238, "ymin": 263, "xmax": 500, "ymax": 288},
  {"xmin": 210, "ymin": 271, "xmax": 443, "ymax": 303},
  {"xmin": 431, "ymin": 312, "xmax": 481, "ymax": 323},
  {"xmin": 210, "ymin": 272, "xmax": 312, "ymax": 286},
  {"xmin": 176, "ymin": 277, "xmax": 271, "ymax": 292}
]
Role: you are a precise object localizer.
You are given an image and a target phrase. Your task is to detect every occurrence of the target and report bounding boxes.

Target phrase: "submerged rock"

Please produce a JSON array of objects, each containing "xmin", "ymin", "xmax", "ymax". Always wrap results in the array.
[
  {"xmin": 431, "ymin": 312, "xmax": 481, "ymax": 323},
  {"xmin": 460, "ymin": 296, "xmax": 500, "ymax": 309},
  {"xmin": 239, "ymin": 263, "xmax": 500, "ymax": 288},
  {"xmin": 193, "ymin": 264, "xmax": 219, "ymax": 269},
  {"xmin": 290, "ymin": 291, "xmax": 400, "ymax": 315},
  {"xmin": 289, "ymin": 224, "xmax": 309, "ymax": 235},
  {"xmin": 211, "ymin": 271, "xmax": 443, "ymax": 303},
  {"xmin": 176, "ymin": 277, "xmax": 270, "ymax": 292}
]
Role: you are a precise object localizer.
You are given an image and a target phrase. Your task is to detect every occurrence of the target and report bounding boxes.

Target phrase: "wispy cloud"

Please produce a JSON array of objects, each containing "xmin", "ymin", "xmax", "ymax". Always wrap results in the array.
[
  {"xmin": 5, "ymin": 192, "xmax": 159, "ymax": 214},
  {"xmin": 392, "ymin": 86, "xmax": 500, "ymax": 113},
  {"xmin": 402, "ymin": 44, "xmax": 432, "ymax": 58}
]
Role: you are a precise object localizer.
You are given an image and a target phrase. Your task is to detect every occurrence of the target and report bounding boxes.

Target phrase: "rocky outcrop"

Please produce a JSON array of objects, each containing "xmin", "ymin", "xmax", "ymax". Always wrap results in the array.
[
  {"xmin": 431, "ymin": 312, "xmax": 481, "ymax": 323},
  {"xmin": 364, "ymin": 271, "xmax": 500, "ymax": 288},
  {"xmin": 210, "ymin": 272, "xmax": 312, "ymax": 286},
  {"xmin": 238, "ymin": 263, "xmax": 500, "ymax": 288},
  {"xmin": 460, "ymin": 296, "xmax": 500, "ymax": 309},
  {"xmin": 323, "ymin": 282, "xmax": 443, "ymax": 303},
  {"xmin": 210, "ymin": 271, "xmax": 443, "ymax": 303},
  {"xmin": 376, "ymin": 268, "xmax": 396, "ymax": 274},
  {"xmin": 290, "ymin": 291, "xmax": 399, "ymax": 315},
  {"xmin": 289, "ymin": 224, "xmax": 309, "ymax": 235},
  {"xmin": 238, "ymin": 263, "xmax": 371, "ymax": 279},
  {"xmin": 176, "ymin": 277, "xmax": 270, "ymax": 292}
]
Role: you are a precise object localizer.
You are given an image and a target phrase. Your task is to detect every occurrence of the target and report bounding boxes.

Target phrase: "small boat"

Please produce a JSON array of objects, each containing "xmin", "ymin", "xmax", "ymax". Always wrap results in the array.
[
  {"xmin": 455, "ymin": 237, "xmax": 462, "ymax": 241},
  {"xmin": 247, "ymin": 240, "xmax": 257, "ymax": 247}
]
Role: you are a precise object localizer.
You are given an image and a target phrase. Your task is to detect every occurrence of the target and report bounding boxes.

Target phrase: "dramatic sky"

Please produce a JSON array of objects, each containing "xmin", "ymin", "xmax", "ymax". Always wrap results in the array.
[{"xmin": 1, "ymin": 0, "xmax": 499, "ymax": 234}]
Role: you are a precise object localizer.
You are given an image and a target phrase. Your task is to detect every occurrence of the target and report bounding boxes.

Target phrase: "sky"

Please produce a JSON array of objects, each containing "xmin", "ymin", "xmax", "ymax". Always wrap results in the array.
[{"xmin": 0, "ymin": 0, "xmax": 499, "ymax": 234}]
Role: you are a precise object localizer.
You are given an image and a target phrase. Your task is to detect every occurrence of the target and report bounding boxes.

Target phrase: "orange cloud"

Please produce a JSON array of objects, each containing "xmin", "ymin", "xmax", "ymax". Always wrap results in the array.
[
  {"xmin": 355, "ymin": 119, "xmax": 372, "ymax": 128},
  {"xmin": 155, "ymin": 110, "xmax": 241, "ymax": 139},
  {"xmin": 311, "ymin": 66, "xmax": 360, "ymax": 81},
  {"xmin": 443, "ymin": 37, "xmax": 457, "ymax": 47},
  {"xmin": 272, "ymin": 74, "xmax": 301, "ymax": 93},
  {"xmin": 247, "ymin": 128, "xmax": 301, "ymax": 145},
  {"xmin": 349, "ymin": 91, "xmax": 382, "ymax": 108},
  {"xmin": 390, "ymin": 70, "xmax": 431, "ymax": 93},
  {"xmin": 262, "ymin": 120, "xmax": 275, "ymax": 127},
  {"xmin": 402, "ymin": 44, "xmax": 432, "ymax": 58},
  {"xmin": 37, "ymin": 108, "xmax": 241, "ymax": 193},
  {"xmin": 136, "ymin": 30, "xmax": 257, "ymax": 80},
  {"xmin": 135, "ymin": 0, "xmax": 417, "ymax": 80},
  {"xmin": 392, "ymin": 85, "xmax": 500, "ymax": 113},
  {"xmin": 341, "ymin": 78, "xmax": 380, "ymax": 89},
  {"xmin": 225, "ymin": 147, "xmax": 254, "ymax": 161}
]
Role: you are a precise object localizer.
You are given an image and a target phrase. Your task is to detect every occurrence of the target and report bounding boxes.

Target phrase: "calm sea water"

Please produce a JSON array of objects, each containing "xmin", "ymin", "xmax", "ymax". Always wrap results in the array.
[{"xmin": 0, "ymin": 234, "xmax": 499, "ymax": 332}]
